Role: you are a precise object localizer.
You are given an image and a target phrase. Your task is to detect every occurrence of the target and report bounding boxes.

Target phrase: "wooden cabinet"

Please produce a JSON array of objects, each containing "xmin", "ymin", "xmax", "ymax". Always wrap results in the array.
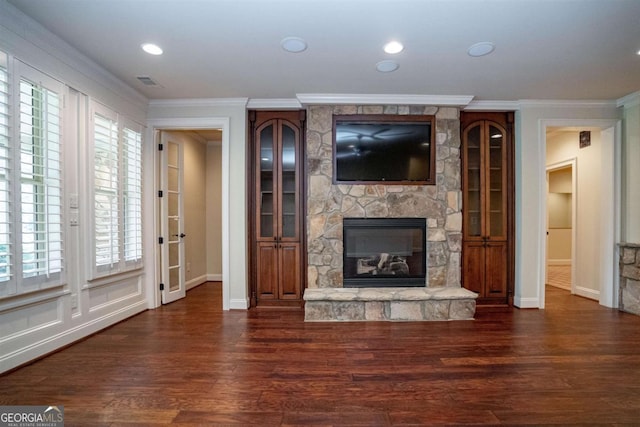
[
  {"xmin": 461, "ymin": 112, "xmax": 514, "ymax": 306},
  {"xmin": 249, "ymin": 110, "xmax": 306, "ymax": 307}
]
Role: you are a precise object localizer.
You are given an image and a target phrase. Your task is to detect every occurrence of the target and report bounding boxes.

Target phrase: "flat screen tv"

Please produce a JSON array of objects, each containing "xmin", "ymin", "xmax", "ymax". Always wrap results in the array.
[{"xmin": 333, "ymin": 114, "xmax": 435, "ymax": 185}]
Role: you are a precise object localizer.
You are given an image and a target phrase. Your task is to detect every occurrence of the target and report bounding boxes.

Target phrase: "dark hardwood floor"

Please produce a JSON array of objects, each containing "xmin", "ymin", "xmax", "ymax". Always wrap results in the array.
[{"xmin": 2, "ymin": 282, "xmax": 640, "ymax": 426}]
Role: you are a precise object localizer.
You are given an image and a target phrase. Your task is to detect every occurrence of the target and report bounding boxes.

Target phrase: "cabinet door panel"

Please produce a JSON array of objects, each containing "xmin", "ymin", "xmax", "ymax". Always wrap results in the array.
[
  {"xmin": 486, "ymin": 123, "xmax": 507, "ymax": 239},
  {"xmin": 485, "ymin": 242, "xmax": 508, "ymax": 297},
  {"xmin": 463, "ymin": 124, "xmax": 483, "ymax": 239},
  {"xmin": 279, "ymin": 122, "xmax": 299, "ymax": 240},
  {"xmin": 257, "ymin": 123, "xmax": 276, "ymax": 239},
  {"xmin": 279, "ymin": 243, "xmax": 301, "ymax": 299},
  {"xmin": 462, "ymin": 242, "xmax": 485, "ymax": 295},
  {"xmin": 257, "ymin": 242, "xmax": 278, "ymax": 299}
]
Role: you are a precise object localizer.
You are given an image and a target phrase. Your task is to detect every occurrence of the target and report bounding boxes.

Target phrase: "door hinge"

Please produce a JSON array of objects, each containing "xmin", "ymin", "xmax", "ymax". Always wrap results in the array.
[
  {"xmin": 159, "ymin": 236, "xmax": 164, "ymax": 244},
  {"xmin": 158, "ymin": 190, "xmax": 163, "ymax": 197},
  {"xmin": 158, "ymin": 143, "xmax": 163, "ymax": 151},
  {"xmin": 159, "ymin": 283, "xmax": 165, "ymax": 291}
]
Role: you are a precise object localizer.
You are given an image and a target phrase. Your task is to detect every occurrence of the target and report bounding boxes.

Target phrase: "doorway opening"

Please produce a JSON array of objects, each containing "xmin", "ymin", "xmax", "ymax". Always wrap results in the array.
[
  {"xmin": 157, "ymin": 129, "xmax": 223, "ymax": 305},
  {"xmin": 145, "ymin": 117, "xmax": 231, "ymax": 310},
  {"xmin": 546, "ymin": 162, "xmax": 576, "ymax": 293},
  {"xmin": 540, "ymin": 121, "xmax": 620, "ymax": 309}
]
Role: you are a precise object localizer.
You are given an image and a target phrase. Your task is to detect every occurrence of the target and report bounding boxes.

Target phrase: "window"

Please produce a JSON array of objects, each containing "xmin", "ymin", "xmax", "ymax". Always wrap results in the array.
[
  {"xmin": 122, "ymin": 126, "xmax": 142, "ymax": 263},
  {"xmin": 19, "ymin": 77, "xmax": 63, "ymax": 282},
  {"xmin": 90, "ymin": 101, "xmax": 142, "ymax": 278},
  {"xmin": 0, "ymin": 52, "xmax": 10, "ymax": 285},
  {"xmin": 0, "ymin": 54, "xmax": 65, "ymax": 298}
]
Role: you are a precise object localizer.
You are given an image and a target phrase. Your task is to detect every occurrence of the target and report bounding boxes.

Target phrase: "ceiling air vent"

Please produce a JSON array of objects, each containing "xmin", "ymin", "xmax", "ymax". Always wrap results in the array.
[{"xmin": 136, "ymin": 76, "xmax": 158, "ymax": 86}]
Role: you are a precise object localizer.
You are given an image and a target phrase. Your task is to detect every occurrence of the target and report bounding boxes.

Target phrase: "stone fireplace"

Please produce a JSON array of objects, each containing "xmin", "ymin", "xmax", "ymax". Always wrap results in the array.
[{"xmin": 304, "ymin": 104, "xmax": 477, "ymax": 321}]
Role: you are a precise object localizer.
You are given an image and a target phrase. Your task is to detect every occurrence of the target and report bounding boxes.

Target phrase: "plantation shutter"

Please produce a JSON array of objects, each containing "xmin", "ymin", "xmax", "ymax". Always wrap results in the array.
[
  {"xmin": 122, "ymin": 123, "xmax": 142, "ymax": 266},
  {"xmin": 90, "ymin": 102, "xmax": 144, "ymax": 278},
  {"xmin": 93, "ymin": 109, "xmax": 120, "ymax": 271},
  {"xmin": 0, "ymin": 52, "xmax": 10, "ymax": 287},
  {"xmin": 16, "ymin": 62, "xmax": 64, "ymax": 288}
]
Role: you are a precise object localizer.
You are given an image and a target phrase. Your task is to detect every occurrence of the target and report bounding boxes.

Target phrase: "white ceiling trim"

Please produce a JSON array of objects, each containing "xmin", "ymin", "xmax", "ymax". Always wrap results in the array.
[
  {"xmin": 617, "ymin": 91, "xmax": 640, "ymax": 109},
  {"xmin": 518, "ymin": 99, "xmax": 617, "ymax": 109},
  {"xmin": 464, "ymin": 100, "xmax": 521, "ymax": 111},
  {"xmin": 148, "ymin": 98, "xmax": 249, "ymax": 108},
  {"xmin": 247, "ymin": 98, "xmax": 302, "ymax": 109},
  {"xmin": 296, "ymin": 93, "xmax": 474, "ymax": 107}
]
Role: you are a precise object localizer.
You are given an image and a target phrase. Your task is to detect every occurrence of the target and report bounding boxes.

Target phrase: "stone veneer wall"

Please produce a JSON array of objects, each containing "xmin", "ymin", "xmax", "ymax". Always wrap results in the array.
[
  {"xmin": 306, "ymin": 105, "xmax": 462, "ymax": 289},
  {"xmin": 619, "ymin": 243, "xmax": 640, "ymax": 315}
]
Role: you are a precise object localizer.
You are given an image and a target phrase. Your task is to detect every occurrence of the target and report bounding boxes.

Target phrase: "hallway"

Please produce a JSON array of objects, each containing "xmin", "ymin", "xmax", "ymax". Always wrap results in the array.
[{"xmin": 1, "ymin": 282, "xmax": 639, "ymax": 425}]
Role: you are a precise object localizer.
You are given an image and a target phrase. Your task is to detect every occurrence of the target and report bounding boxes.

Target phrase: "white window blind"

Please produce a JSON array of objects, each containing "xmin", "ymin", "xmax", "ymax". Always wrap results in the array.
[
  {"xmin": 19, "ymin": 78, "xmax": 63, "ymax": 282},
  {"xmin": 93, "ymin": 111, "xmax": 119, "ymax": 270},
  {"xmin": 122, "ymin": 125, "xmax": 142, "ymax": 264},
  {"xmin": 91, "ymin": 102, "xmax": 143, "ymax": 277},
  {"xmin": 0, "ymin": 56, "xmax": 65, "ymax": 298},
  {"xmin": 0, "ymin": 52, "xmax": 10, "ymax": 285}
]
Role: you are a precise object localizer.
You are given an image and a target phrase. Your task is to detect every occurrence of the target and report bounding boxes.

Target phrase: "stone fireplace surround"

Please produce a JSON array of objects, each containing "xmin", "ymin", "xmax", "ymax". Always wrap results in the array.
[{"xmin": 304, "ymin": 104, "xmax": 477, "ymax": 321}]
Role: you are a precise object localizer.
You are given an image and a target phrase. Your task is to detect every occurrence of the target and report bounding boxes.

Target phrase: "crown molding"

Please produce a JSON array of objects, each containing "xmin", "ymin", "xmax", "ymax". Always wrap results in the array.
[
  {"xmin": 617, "ymin": 91, "xmax": 640, "ymax": 109},
  {"xmin": 247, "ymin": 98, "xmax": 302, "ymax": 109},
  {"xmin": 518, "ymin": 99, "xmax": 617, "ymax": 109},
  {"xmin": 296, "ymin": 93, "xmax": 474, "ymax": 106},
  {"xmin": 148, "ymin": 98, "xmax": 249, "ymax": 108},
  {"xmin": 464, "ymin": 100, "xmax": 521, "ymax": 111}
]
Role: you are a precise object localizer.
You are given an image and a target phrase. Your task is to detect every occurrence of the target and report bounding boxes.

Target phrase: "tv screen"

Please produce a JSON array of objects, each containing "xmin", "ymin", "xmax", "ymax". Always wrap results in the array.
[{"xmin": 333, "ymin": 114, "xmax": 435, "ymax": 184}]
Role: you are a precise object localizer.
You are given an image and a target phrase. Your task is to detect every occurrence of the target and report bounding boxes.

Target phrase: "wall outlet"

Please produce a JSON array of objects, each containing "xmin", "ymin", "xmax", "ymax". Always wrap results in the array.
[{"xmin": 187, "ymin": 262, "xmax": 191, "ymax": 272}]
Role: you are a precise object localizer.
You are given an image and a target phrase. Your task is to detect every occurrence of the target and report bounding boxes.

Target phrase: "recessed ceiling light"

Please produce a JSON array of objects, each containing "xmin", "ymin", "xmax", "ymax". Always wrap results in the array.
[
  {"xmin": 376, "ymin": 60, "xmax": 399, "ymax": 73},
  {"xmin": 141, "ymin": 43, "xmax": 163, "ymax": 55},
  {"xmin": 467, "ymin": 42, "xmax": 495, "ymax": 57},
  {"xmin": 384, "ymin": 41, "xmax": 404, "ymax": 54},
  {"xmin": 281, "ymin": 37, "xmax": 307, "ymax": 53}
]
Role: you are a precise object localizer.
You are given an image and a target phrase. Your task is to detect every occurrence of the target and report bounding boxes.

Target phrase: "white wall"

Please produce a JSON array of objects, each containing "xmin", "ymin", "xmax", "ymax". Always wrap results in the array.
[
  {"xmin": 206, "ymin": 143, "xmax": 223, "ymax": 280},
  {"xmin": 516, "ymin": 102, "xmax": 620, "ymax": 308},
  {"xmin": 0, "ymin": 2, "xmax": 149, "ymax": 373},
  {"xmin": 621, "ymin": 97, "xmax": 640, "ymax": 243}
]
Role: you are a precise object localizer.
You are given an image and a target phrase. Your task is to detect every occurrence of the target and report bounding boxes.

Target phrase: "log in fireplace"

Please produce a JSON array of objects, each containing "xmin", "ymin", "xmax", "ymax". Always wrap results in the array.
[{"xmin": 343, "ymin": 218, "xmax": 426, "ymax": 288}]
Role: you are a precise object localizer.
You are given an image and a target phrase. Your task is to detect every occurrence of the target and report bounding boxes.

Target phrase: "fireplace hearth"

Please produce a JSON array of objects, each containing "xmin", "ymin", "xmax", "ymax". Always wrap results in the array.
[{"xmin": 343, "ymin": 218, "xmax": 426, "ymax": 288}]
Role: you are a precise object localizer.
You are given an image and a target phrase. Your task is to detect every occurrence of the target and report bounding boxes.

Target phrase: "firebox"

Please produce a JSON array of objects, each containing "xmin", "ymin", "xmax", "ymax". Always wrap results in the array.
[{"xmin": 343, "ymin": 218, "xmax": 426, "ymax": 288}]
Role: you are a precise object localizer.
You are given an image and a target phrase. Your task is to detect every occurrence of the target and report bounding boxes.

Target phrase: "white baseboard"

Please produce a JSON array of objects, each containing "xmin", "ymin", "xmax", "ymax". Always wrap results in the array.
[
  {"xmin": 229, "ymin": 298, "xmax": 249, "ymax": 310},
  {"xmin": 1, "ymin": 300, "xmax": 147, "ymax": 374},
  {"xmin": 185, "ymin": 275, "xmax": 208, "ymax": 291},
  {"xmin": 207, "ymin": 273, "xmax": 222, "ymax": 282},
  {"xmin": 514, "ymin": 296, "xmax": 539, "ymax": 308},
  {"xmin": 575, "ymin": 286, "xmax": 599, "ymax": 301},
  {"xmin": 548, "ymin": 259, "xmax": 571, "ymax": 266},
  {"xmin": 548, "ymin": 283, "xmax": 572, "ymax": 291}
]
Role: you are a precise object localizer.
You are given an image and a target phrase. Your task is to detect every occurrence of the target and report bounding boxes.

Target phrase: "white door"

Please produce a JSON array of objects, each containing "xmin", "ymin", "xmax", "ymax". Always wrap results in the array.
[{"xmin": 159, "ymin": 133, "xmax": 186, "ymax": 304}]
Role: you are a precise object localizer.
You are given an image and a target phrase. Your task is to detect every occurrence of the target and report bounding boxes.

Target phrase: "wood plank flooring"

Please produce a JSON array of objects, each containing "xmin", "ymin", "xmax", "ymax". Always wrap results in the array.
[
  {"xmin": 2, "ymin": 282, "xmax": 640, "ymax": 426},
  {"xmin": 547, "ymin": 265, "xmax": 572, "ymax": 290}
]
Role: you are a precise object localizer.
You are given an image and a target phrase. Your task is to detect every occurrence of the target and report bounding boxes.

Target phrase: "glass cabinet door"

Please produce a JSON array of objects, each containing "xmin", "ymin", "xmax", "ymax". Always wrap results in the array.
[
  {"xmin": 257, "ymin": 123, "xmax": 275, "ymax": 239},
  {"xmin": 280, "ymin": 123, "xmax": 298, "ymax": 239},
  {"xmin": 464, "ymin": 124, "xmax": 482, "ymax": 238},
  {"xmin": 487, "ymin": 123, "xmax": 507, "ymax": 239}
]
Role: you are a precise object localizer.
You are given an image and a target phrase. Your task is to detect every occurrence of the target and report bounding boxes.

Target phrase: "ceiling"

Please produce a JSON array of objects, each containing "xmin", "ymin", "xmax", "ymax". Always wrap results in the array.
[{"xmin": 6, "ymin": 0, "xmax": 640, "ymax": 102}]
